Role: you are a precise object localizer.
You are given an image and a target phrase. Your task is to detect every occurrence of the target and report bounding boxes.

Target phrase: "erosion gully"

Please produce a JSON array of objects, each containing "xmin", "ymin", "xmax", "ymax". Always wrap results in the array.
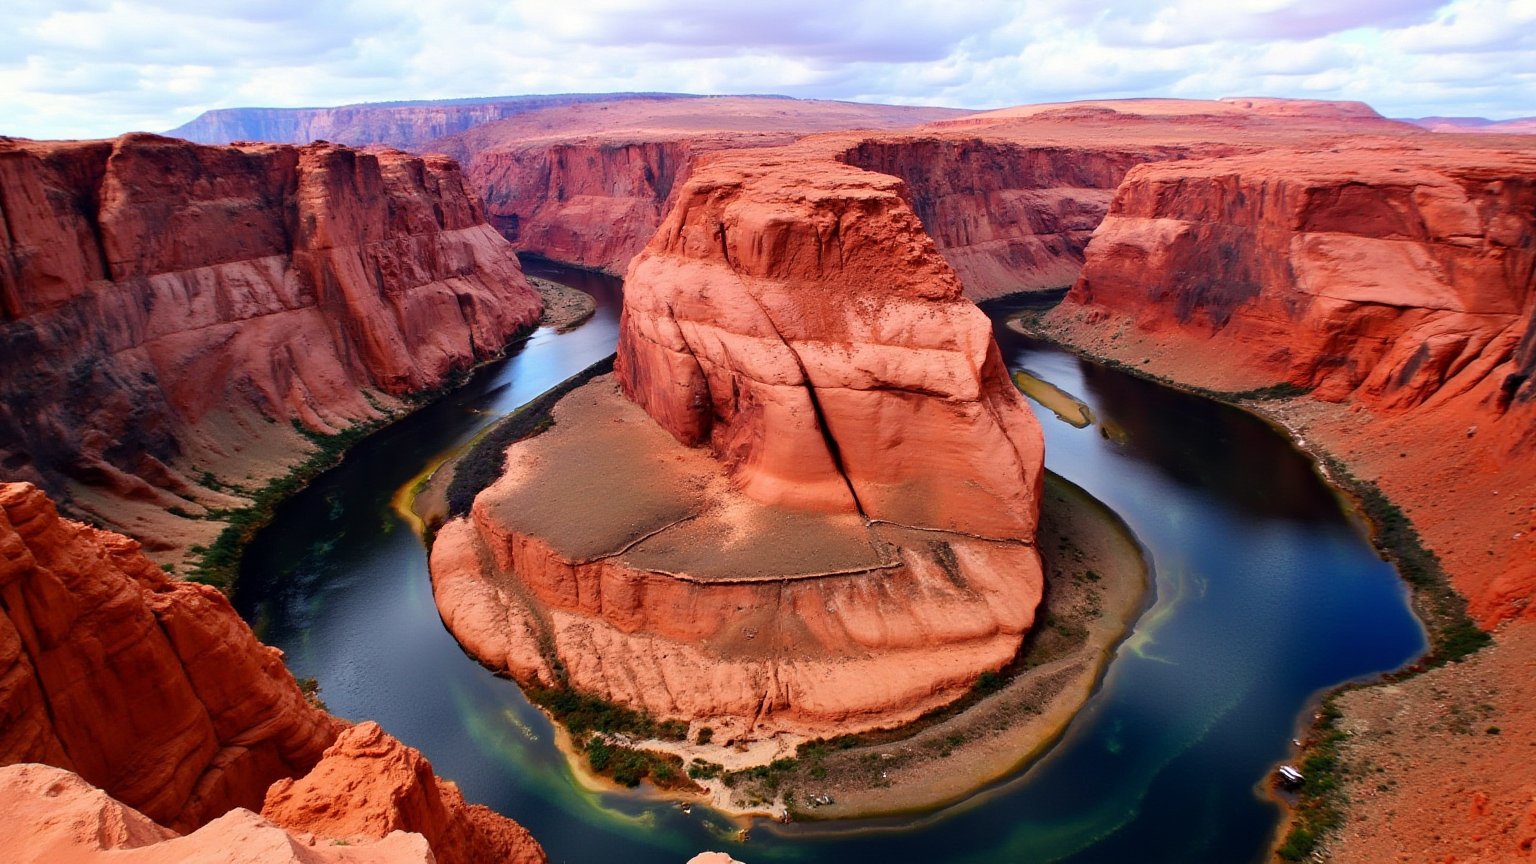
[{"xmin": 235, "ymin": 263, "xmax": 1423, "ymax": 864}]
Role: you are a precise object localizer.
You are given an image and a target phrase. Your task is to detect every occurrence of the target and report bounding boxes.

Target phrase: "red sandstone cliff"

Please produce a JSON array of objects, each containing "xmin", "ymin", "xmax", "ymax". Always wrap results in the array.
[
  {"xmin": 0, "ymin": 762, "xmax": 437, "ymax": 864},
  {"xmin": 1045, "ymin": 145, "xmax": 1536, "ymax": 625},
  {"xmin": 0, "ymin": 481, "xmax": 336, "ymax": 830},
  {"xmin": 445, "ymin": 97, "xmax": 1418, "ymax": 302},
  {"xmin": 838, "ymin": 138, "xmax": 1188, "ymax": 298},
  {"xmin": 617, "ymin": 149, "xmax": 1044, "ymax": 536},
  {"xmin": 0, "ymin": 481, "xmax": 546, "ymax": 860},
  {"xmin": 433, "ymin": 96, "xmax": 972, "ymax": 274},
  {"xmin": 0, "ymin": 133, "xmax": 541, "ymax": 551}
]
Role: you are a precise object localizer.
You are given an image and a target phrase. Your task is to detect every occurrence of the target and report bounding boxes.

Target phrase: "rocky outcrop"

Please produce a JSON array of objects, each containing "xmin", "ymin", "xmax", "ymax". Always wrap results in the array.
[
  {"xmin": 1045, "ymin": 144, "xmax": 1536, "ymax": 624},
  {"xmin": 0, "ymin": 763, "xmax": 435, "ymax": 864},
  {"xmin": 164, "ymin": 94, "xmax": 690, "ymax": 149},
  {"xmin": 263, "ymin": 722, "xmax": 546, "ymax": 864},
  {"xmin": 432, "ymin": 145, "xmax": 1046, "ymax": 744},
  {"xmin": 0, "ymin": 133, "xmax": 541, "ymax": 549},
  {"xmin": 0, "ymin": 481, "xmax": 547, "ymax": 860},
  {"xmin": 0, "ymin": 481, "xmax": 338, "ymax": 829},
  {"xmin": 618, "ymin": 150, "xmax": 1044, "ymax": 535}
]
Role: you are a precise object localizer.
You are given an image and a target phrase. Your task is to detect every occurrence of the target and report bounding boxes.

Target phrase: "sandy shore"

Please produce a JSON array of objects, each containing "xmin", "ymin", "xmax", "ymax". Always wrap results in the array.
[{"xmin": 530, "ymin": 277, "xmax": 596, "ymax": 332}]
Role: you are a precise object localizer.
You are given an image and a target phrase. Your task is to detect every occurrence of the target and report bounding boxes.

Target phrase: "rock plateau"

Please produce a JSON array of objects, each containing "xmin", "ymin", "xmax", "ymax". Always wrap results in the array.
[{"xmin": 1046, "ymin": 143, "xmax": 1536, "ymax": 626}]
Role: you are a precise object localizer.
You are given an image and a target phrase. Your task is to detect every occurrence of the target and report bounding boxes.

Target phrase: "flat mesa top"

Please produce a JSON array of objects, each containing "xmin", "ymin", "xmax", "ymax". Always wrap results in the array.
[{"xmin": 476, "ymin": 375, "xmax": 891, "ymax": 581}]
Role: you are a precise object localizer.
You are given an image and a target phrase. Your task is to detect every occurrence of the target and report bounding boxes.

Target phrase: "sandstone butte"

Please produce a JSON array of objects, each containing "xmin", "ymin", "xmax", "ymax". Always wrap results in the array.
[
  {"xmin": 0, "ymin": 132, "xmax": 542, "ymax": 559},
  {"xmin": 430, "ymin": 143, "xmax": 1048, "ymax": 745},
  {"xmin": 0, "ymin": 480, "xmax": 547, "ymax": 864}
]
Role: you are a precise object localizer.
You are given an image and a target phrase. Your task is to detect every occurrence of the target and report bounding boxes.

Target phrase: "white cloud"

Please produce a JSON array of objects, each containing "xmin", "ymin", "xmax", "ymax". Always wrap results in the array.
[{"xmin": 2, "ymin": 0, "xmax": 1534, "ymax": 139}]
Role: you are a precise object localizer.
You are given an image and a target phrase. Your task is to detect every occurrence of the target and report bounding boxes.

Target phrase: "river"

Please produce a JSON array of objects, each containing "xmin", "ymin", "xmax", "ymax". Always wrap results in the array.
[{"xmin": 235, "ymin": 262, "xmax": 1423, "ymax": 863}]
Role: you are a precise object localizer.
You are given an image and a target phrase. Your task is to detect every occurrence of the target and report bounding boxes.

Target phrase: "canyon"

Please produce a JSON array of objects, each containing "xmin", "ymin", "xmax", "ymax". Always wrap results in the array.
[
  {"xmin": 430, "ymin": 144, "xmax": 1049, "ymax": 749},
  {"xmin": 1043, "ymin": 141, "xmax": 1536, "ymax": 628},
  {"xmin": 3, "ymin": 90, "xmax": 1534, "ymax": 862},
  {"xmin": 0, "ymin": 133, "xmax": 542, "ymax": 563},
  {"xmin": 0, "ymin": 480, "xmax": 546, "ymax": 863}
]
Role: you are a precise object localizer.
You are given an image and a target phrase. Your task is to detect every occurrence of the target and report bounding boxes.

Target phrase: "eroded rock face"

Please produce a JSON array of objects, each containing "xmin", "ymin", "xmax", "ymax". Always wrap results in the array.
[
  {"xmin": 432, "ymin": 96, "xmax": 973, "ymax": 275},
  {"xmin": 0, "ymin": 481, "xmax": 338, "ymax": 830},
  {"xmin": 839, "ymin": 138, "xmax": 1187, "ymax": 299},
  {"xmin": 0, "ymin": 481, "xmax": 547, "ymax": 860},
  {"xmin": 0, "ymin": 133, "xmax": 540, "ymax": 548},
  {"xmin": 263, "ymin": 722, "xmax": 547, "ymax": 864},
  {"xmin": 0, "ymin": 763, "xmax": 433, "ymax": 864},
  {"xmin": 432, "ymin": 146, "xmax": 1046, "ymax": 743},
  {"xmin": 617, "ymin": 150, "xmax": 1044, "ymax": 538},
  {"xmin": 1047, "ymin": 145, "xmax": 1536, "ymax": 624}
]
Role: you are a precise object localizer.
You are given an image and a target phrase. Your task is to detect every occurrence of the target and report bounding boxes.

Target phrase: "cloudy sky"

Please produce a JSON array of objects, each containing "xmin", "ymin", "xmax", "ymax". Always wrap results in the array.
[{"xmin": 3, "ymin": 0, "xmax": 1533, "ymax": 139}]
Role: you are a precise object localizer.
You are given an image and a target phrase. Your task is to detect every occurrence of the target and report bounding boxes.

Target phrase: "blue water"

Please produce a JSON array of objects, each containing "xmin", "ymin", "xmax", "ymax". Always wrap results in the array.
[{"xmin": 235, "ymin": 267, "xmax": 1424, "ymax": 863}]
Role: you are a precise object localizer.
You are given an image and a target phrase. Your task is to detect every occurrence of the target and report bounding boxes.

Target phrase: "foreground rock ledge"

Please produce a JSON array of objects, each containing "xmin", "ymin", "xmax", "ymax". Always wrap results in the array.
[
  {"xmin": 431, "ymin": 148, "xmax": 1046, "ymax": 748},
  {"xmin": 0, "ymin": 481, "xmax": 546, "ymax": 864}
]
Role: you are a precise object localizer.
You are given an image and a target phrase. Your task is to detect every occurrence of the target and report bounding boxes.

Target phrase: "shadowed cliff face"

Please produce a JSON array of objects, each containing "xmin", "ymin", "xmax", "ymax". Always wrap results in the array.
[
  {"xmin": 1047, "ymin": 145, "xmax": 1536, "ymax": 625},
  {"xmin": 0, "ymin": 481, "xmax": 338, "ymax": 830},
  {"xmin": 0, "ymin": 482, "xmax": 548, "ymax": 863},
  {"xmin": 468, "ymin": 139, "xmax": 698, "ymax": 274},
  {"xmin": 839, "ymin": 138, "xmax": 1191, "ymax": 300},
  {"xmin": 0, "ymin": 133, "xmax": 541, "ymax": 547}
]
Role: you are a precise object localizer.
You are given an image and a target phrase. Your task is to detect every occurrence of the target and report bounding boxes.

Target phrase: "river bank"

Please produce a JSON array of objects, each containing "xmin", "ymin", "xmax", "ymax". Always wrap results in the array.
[{"xmin": 1003, "ymin": 308, "xmax": 1502, "ymax": 862}]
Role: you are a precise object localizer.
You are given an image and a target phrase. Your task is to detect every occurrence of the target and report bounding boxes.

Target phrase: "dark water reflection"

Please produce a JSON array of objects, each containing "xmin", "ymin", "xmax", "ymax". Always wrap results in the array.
[{"xmin": 236, "ymin": 275, "xmax": 1423, "ymax": 864}]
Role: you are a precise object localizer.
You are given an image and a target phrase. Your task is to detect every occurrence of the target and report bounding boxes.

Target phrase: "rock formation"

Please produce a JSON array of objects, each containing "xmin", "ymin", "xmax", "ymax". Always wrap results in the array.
[
  {"xmin": 616, "ymin": 150, "xmax": 1043, "ymax": 535},
  {"xmin": 0, "ymin": 763, "xmax": 435, "ymax": 864},
  {"xmin": 837, "ymin": 138, "xmax": 1186, "ymax": 298},
  {"xmin": 432, "ymin": 145, "xmax": 1046, "ymax": 744},
  {"xmin": 442, "ymin": 96, "xmax": 1417, "ymax": 300},
  {"xmin": 263, "ymin": 722, "xmax": 546, "ymax": 864},
  {"xmin": 0, "ymin": 481, "xmax": 546, "ymax": 860},
  {"xmin": 1046, "ymin": 144, "xmax": 1536, "ymax": 625},
  {"xmin": 0, "ymin": 480, "xmax": 337, "ymax": 830},
  {"xmin": 0, "ymin": 133, "xmax": 541, "ymax": 552}
]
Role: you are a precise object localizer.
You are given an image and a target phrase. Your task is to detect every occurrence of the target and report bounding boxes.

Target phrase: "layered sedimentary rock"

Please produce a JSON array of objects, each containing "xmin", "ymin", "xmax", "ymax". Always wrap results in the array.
[
  {"xmin": 1046, "ymin": 145, "xmax": 1536, "ymax": 624},
  {"xmin": 165, "ymin": 93, "xmax": 686, "ymax": 149},
  {"xmin": 0, "ymin": 763, "xmax": 434, "ymax": 864},
  {"xmin": 447, "ymin": 96, "xmax": 1417, "ymax": 302},
  {"xmin": 433, "ymin": 146, "xmax": 1046, "ymax": 742},
  {"xmin": 263, "ymin": 722, "xmax": 546, "ymax": 864},
  {"xmin": 839, "ymin": 138, "xmax": 1186, "ymax": 298},
  {"xmin": 0, "ymin": 481, "xmax": 547, "ymax": 860},
  {"xmin": 0, "ymin": 133, "xmax": 541, "ymax": 549},
  {"xmin": 0, "ymin": 481, "xmax": 338, "ymax": 829},
  {"xmin": 435, "ymin": 96, "xmax": 972, "ymax": 274},
  {"xmin": 617, "ymin": 151, "xmax": 1043, "ymax": 534}
]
